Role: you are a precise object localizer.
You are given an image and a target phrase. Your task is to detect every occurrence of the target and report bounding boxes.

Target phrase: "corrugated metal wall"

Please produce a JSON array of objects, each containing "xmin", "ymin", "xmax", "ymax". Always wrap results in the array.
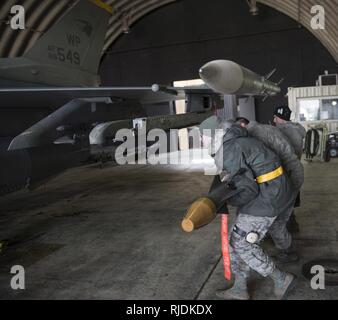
[
  {"xmin": 259, "ymin": 0, "xmax": 338, "ymax": 64},
  {"xmin": 0, "ymin": 0, "xmax": 176, "ymax": 58},
  {"xmin": 289, "ymin": 85, "xmax": 338, "ymax": 102},
  {"xmin": 0, "ymin": 0, "xmax": 337, "ymax": 62}
]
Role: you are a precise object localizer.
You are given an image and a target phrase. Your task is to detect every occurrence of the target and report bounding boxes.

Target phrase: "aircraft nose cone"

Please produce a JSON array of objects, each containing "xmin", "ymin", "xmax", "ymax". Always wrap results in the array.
[{"xmin": 199, "ymin": 63, "xmax": 219, "ymax": 81}]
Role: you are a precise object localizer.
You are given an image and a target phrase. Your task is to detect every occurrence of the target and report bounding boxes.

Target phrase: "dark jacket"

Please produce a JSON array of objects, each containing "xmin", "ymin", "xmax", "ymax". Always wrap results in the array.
[
  {"xmin": 213, "ymin": 125, "xmax": 294, "ymax": 217},
  {"xmin": 276, "ymin": 122, "xmax": 306, "ymax": 160},
  {"xmin": 247, "ymin": 121, "xmax": 304, "ymax": 191}
]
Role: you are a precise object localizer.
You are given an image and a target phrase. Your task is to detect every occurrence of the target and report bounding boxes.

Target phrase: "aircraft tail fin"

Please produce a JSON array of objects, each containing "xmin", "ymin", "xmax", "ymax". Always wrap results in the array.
[{"xmin": 24, "ymin": 0, "xmax": 112, "ymax": 79}]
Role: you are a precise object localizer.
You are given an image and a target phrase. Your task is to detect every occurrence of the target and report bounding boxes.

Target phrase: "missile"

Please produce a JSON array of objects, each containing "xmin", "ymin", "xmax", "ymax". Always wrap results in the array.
[{"xmin": 199, "ymin": 60, "xmax": 281, "ymax": 96}]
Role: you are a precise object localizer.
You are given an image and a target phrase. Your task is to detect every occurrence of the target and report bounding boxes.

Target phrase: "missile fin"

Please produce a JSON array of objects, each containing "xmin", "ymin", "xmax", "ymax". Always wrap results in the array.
[
  {"xmin": 262, "ymin": 95, "xmax": 269, "ymax": 102},
  {"xmin": 265, "ymin": 68, "xmax": 277, "ymax": 80},
  {"xmin": 277, "ymin": 78, "xmax": 284, "ymax": 86}
]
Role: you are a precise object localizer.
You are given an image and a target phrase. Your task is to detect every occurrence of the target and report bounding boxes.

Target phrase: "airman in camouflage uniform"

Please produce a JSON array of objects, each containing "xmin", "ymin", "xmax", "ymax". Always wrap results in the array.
[
  {"xmin": 237, "ymin": 116, "xmax": 303, "ymax": 262},
  {"xmin": 273, "ymin": 105, "xmax": 307, "ymax": 234},
  {"xmin": 200, "ymin": 118, "xmax": 297, "ymax": 300}
]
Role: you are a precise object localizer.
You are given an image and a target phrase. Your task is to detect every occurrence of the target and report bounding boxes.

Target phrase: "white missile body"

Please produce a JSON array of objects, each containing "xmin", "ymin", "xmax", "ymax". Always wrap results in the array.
[{"xmin": 199, "ymin": 60, "xmax": 281, "ymax": 96}]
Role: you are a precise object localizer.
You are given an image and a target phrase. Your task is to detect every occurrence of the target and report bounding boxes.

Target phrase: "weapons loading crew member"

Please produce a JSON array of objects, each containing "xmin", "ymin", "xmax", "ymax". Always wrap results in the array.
[
  {"xmin": 199, "ymin": 117, "xmax": 297, "ymax": 300},
  {"xmin": 273, "ymin": 106, "xmax": 306, "ymax": 233},
  {"xmin": 236, "ymin": 116, "xmax": 303, "ymax": 263}
]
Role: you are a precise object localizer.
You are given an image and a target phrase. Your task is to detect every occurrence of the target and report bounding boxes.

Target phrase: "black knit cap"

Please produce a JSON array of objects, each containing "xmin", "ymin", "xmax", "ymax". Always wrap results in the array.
[{"xmin": 274, "ymin": 105, "xmax": 292, "ymax": 121}]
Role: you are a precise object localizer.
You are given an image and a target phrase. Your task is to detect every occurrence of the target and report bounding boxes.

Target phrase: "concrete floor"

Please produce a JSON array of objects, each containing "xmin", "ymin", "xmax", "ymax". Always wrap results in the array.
[{"xmin": 0, "ymin": 156, "xmax": 338, "ymax": 300}]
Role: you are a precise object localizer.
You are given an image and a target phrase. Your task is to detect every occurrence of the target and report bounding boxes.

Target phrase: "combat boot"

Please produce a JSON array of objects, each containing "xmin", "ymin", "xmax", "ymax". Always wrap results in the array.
[
  {"xmin": 216, "ymin": 276, "xmax": 250, "ymax": 300},
  {"xmin": 270, "ymin": 268, "xmax": 297, "ymax": 300},
  {"xmin": 274, "ymin": 243, "xmax": 299, "ymax": 264},
  {"xmin": 287, "ymin": 213, "xmax": 300, "ymax": 234}
]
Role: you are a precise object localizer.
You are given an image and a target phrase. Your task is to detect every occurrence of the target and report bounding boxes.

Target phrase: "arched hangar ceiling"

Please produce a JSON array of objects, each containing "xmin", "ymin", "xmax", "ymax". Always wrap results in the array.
[
  {"xmin": 0, "ymin": 0, "xmax": 337, "ymax": 62},
  {"xmin": 259, "ymin": 0, "xmax": 337, "ymax": 63}
]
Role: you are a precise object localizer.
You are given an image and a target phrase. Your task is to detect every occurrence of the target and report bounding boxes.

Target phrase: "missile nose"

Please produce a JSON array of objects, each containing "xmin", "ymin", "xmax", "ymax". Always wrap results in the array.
[{"xmin": 199, "ymin": 63, "xmax": 219, "ymax": 81}]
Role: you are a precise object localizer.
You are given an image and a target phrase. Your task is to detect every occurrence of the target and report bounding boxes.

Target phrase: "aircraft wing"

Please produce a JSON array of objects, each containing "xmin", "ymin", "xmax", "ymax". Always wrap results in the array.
[{"xmin": 0, "ymin": 85, "xmax": 213, "ymax": 109}]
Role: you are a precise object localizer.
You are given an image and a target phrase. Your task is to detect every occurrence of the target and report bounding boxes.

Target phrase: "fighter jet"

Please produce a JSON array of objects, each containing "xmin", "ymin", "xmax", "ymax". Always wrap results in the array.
[{"xmin": 0, "ymin": 0, "xmax": 220, "ymax": 196}]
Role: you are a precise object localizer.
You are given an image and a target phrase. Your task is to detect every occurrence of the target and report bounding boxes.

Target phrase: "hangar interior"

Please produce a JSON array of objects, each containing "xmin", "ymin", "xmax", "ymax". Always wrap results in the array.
[{"xmin": 0, "ymin": 0, "xmax": 338, "ymax": 300}]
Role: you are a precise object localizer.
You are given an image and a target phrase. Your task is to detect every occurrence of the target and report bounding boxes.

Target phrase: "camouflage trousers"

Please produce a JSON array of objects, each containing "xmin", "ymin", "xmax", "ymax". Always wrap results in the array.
[
  {"xmin": 268, "ymin": 204, "xmax": 294, "ymax": 250},
  {"xmin": 230, "ymin": 213, "xmax": 277, "ymax": 278},
  {"xmin": 230, "ymin": 196, "xmax": 296, "ymax": 278},
  {"xmin": 269, "ymin": 191, "xmax": 298, "ymax": 250}
]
